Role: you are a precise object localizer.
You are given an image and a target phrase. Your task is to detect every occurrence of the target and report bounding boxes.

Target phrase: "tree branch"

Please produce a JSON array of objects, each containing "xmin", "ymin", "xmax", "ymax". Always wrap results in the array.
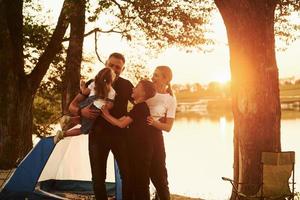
[
  {"xmin": 111, "ymin": 0, "xmax": 126, "ymax": 17},
  {"xmin": 62, "ymin": 27, "xmax": 124, "ymax": 42},
  {"xmin": 28, "ymin": 0, "xmax": 71, "ymax": 93},
  {"xmin": 94, "ymin": 31, "xmax": 105, "ymax": 64}
]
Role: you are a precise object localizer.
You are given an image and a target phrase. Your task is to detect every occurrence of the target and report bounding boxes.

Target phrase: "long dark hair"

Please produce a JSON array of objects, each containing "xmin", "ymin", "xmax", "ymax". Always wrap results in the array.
[{"xmin": 94, "ymin": 68, "xmax": 114, "ymax": 98}]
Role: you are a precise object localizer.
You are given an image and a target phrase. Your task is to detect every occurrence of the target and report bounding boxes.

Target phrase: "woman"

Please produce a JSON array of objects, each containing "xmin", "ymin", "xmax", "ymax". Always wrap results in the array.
[{"xmin": 146, "ymin": 66, "xmax": 177, "ymax": 200}]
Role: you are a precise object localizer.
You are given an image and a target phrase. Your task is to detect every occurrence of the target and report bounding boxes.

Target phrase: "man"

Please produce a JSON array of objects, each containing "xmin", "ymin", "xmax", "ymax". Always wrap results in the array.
[{"xmin": 69, "ymin": 53, "xmax": 133, "ymax": 200}]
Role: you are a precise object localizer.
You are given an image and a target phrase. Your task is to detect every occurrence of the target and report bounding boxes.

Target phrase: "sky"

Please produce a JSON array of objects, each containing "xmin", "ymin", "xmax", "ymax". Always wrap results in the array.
[{"xmin": 41, "ymin": 0, "xmax": 300, "ymax": 85}]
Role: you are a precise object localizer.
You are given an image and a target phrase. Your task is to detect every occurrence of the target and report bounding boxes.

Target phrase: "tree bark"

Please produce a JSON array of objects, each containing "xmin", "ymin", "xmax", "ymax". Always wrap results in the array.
[
  {"xmin": 62, "ymin": 0, "xmax": 86, "ymax": 114},
  {"xmin": 0, "ymin": 0, "xmax": 70, "ymax": 169},
  {"xmin": 0, "ymin": 0, "xmax": 32, "ymax": 169},
  {"xmin": 215, "ymin": 0, "xmax": 281, "ymax": 197}
]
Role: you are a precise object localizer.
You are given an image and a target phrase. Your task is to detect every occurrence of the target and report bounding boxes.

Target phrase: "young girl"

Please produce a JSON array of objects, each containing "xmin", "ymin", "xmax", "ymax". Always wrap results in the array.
[
  {"xmin": 54, "ymin": 67, "xmax": 116, "ymax": 144},
  {"xmin": 101, "ymin": 80, "xmax": 156, "ymax": 200}
]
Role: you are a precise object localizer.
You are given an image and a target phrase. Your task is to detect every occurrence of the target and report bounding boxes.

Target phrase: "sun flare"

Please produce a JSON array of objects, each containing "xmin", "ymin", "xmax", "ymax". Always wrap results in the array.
[{"xmin": 214, "ymin": 72, "xmax": 231, "ymax": 84}]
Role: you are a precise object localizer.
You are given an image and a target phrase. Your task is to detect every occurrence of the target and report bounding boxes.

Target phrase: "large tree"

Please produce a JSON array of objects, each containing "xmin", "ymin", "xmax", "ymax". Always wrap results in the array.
[
  {"xmin": 214, "ymin": 0, "xmax": 299, "ymax": 197},
  {"xmin": 0, "ymin": 0, "xmax": 71, "ymax": 168}
]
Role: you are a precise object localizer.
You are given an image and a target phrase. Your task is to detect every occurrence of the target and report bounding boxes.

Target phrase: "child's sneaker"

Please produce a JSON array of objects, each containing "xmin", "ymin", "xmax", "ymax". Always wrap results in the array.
[
  {"xmin": 60, "ymin": 115, "xmax": 72, "ymax": 131},
  {"xmin": 54, "ymin": 130, "xmax": 64, "ymax": 144}
]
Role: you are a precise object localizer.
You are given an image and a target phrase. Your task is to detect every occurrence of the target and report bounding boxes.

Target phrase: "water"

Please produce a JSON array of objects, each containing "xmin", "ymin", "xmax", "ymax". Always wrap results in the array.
[
  {"xmin": 164, "ymin": 111, "xmax": 300, "ymax": 200},
  {"xmin": 34, "ymin": 111, "xmax": 300, "ymax": 199}
]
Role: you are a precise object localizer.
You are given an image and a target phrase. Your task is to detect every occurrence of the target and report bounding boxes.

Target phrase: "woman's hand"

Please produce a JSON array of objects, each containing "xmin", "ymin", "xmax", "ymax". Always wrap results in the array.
[{"xmin": 147, "ymin": 116, "xmax": 174, "ymax": 132}]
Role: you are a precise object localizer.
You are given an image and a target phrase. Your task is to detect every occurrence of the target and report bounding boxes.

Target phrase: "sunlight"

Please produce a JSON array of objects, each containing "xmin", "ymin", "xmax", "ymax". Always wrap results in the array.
[
  {"xmin": 214, "ymin": 73, "xmax": 231, "ymax": 84},
  {"xmin": 18, "ymin": 1, "xmax": 300, "ymax": 200},
  {"xmin": 42, "ymin": 0, "xmax": 300, "ymax": 84}
]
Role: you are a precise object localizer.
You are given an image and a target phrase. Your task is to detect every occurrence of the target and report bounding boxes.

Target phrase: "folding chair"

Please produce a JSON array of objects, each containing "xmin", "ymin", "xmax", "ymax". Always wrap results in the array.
[{"xmin": 222, "ymin": 151, "xmax": 295, "ymax": 200}]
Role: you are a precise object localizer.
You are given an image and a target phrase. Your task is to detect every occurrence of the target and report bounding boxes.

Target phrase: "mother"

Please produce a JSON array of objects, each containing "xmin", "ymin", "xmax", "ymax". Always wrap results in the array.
[{"xmin": 146, "ymin": 66, "xmax": 177, "ymax": 200}]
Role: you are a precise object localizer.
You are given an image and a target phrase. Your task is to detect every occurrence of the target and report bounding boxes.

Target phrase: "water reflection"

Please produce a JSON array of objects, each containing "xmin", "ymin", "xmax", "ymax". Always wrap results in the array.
[
  {"xmin": 219, "ymin": 117, "xmax": 227, "ymax": 138},
  {"xmin": 165, "ymin": 110, "xmax": 300, "ymax": 199},
  {"xmin": 175, "ymin": 111, "xmax": 233, "ymax": 122}
]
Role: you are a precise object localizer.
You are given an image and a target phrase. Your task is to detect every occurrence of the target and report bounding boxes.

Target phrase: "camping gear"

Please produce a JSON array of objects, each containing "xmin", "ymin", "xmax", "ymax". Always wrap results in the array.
[
  {"xmin": 0, "ymin": 135, "xmax": 122, "ymax": 200},
  {"xmin": 222, "ymin": 151, "xmax": 295, "ymax": 200}
]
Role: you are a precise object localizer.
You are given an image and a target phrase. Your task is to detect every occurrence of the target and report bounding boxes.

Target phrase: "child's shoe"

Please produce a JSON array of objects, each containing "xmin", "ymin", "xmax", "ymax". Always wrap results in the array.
[
  {"xmin": 54, "ymin": 130, "xmax": 64, "ymax": 144},
  {"xmin": 60, "ymin": 115, "xmax": 72, "ymax": 131}
]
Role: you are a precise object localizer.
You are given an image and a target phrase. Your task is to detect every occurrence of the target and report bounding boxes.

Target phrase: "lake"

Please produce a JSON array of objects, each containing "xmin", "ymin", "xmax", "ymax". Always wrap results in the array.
[
  {"xmin": 34, "ymin": 110, "xmax": 299, "ymax": 199},
  {"xmin": 164, "ymin": 110, "xmax": 300, "ymax": 200}
]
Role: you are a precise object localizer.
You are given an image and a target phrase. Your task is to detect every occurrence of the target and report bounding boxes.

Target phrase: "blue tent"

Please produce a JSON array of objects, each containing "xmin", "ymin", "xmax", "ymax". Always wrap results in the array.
[{"xmin": 0, "ymin": 136, "xmax": 121, "ymax": 200}]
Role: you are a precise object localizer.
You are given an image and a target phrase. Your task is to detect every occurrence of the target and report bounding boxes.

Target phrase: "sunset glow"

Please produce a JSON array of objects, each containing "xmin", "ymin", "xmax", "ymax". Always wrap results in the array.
[
  {"xmin": 42, "ymin": 1, "xmax": 300, "ymax": 85},
  {"xmin": 7, "ymin": 1, "xmax": 298, "ymax": 200}
]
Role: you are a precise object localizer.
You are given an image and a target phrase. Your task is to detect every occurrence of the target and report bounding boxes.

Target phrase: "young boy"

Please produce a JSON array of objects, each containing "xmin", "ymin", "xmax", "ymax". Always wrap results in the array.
[{"xmin": 101, "ymin": 80, "xmax": 156, "ymax": 200}]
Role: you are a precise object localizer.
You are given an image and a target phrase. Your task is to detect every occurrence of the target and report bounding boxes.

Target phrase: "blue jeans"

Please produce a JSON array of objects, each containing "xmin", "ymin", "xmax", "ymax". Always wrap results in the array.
[{"xmin": 79, "ymin": 95, "xmax": 100, "ymax": 134}]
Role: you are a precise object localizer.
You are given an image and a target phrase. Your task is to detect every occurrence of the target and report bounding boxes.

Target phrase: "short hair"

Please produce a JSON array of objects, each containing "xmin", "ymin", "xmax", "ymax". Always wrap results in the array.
[
  {"xmin": 109, "ymin": 52, "xmax": 125, "ymax": 64},
  {"xmin": 139, "ymin": 80, "xmax": 156, "ymax": 100}
]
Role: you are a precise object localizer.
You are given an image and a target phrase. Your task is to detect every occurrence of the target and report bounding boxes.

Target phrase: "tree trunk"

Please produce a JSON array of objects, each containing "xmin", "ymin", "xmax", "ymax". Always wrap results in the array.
[
  {"xmin": 215, "ymin": 0, "xmax": 281, "ymax": 197},
  {"xmin": 62, "ymin": 0, "xmax": 86, "ymax": 114},
  {"xmin": 0, "ymin": 0, "xmax": 70, "ymax": 169},
  {"xmin": 0, "ymin": 0, "xmax": 32, "ymax": 169}
]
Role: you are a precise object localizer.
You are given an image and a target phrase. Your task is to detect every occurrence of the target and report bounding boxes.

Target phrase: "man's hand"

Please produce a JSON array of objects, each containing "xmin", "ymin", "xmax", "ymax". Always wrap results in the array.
[
  {"xmin": 147, "ymin": 116, "xmax": 155, "ymax": 126},
  {"xmin": 81, "ymin": 104, "xmax": 100, "ymax": 119},
  {"xmin": 101, "ymin": 106, "xmax": 110, "ymax": 116}
]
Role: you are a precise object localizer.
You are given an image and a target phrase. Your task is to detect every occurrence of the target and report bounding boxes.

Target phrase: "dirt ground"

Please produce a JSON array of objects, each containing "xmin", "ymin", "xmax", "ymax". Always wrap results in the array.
[
  {"xmin": 59, "ymin": 193, "xmax": 204, "ymax": 200},
  {"xmin": 1, "ymin": 169, "xmax": 204, "ymax": 200}
]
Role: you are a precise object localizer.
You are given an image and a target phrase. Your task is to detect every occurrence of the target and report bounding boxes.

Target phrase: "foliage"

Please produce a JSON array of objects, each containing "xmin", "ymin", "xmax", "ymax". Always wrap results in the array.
[
  {"xmin": 23, "ymin": 0, "xmax": 66, "ymax": 136},
  {"xmin": 23, "ymin": 0, "xmax": 53, "ymax": 72},
  {"xmin": 24, "ymin": 0, "xmax": 300, "ymax": 136},
  {"xmin": 295, "ymin": 192, "xmax": 300, "ymax": 200},
  {"xmin": 33, "ymin": 90, "xmax": 61, "ymax": 137},
  {"xmin": 85, "ymin": 0, "xmax": 300, "ymax": 53},
  {"xmin": 86, "ymin": 0, "xmax": 214, "ymax": 52},
  {"xmin": 123, "ymin": 63, "xmax": 150, "ymax": 85},
  {"xmin": 275, "ymin": 0, "xmax": 300, "ymax": 50}
]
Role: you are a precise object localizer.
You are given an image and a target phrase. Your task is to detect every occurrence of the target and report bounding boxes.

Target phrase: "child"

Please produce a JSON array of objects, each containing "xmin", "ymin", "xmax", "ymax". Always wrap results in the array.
[
  {"xmin": 54, "ymin": 67, "xmax": 116, "ymax": 144},
  {"xmin": 101, "ymin": 80, "xmax": 156, "ymax": 200}
]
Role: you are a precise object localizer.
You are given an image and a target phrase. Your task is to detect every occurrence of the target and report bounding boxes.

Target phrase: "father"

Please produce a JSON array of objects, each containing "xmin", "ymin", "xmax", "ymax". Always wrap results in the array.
[{"xmin": 69, "ymin": 53, "xmax": 133, "ymax": 200}]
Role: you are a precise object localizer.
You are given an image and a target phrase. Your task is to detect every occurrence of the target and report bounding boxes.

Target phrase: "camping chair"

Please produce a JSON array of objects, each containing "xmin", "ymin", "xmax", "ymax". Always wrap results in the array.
[{"xmin": 222, "ymin": 151, "xmax": 295, "ymax": 200}]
